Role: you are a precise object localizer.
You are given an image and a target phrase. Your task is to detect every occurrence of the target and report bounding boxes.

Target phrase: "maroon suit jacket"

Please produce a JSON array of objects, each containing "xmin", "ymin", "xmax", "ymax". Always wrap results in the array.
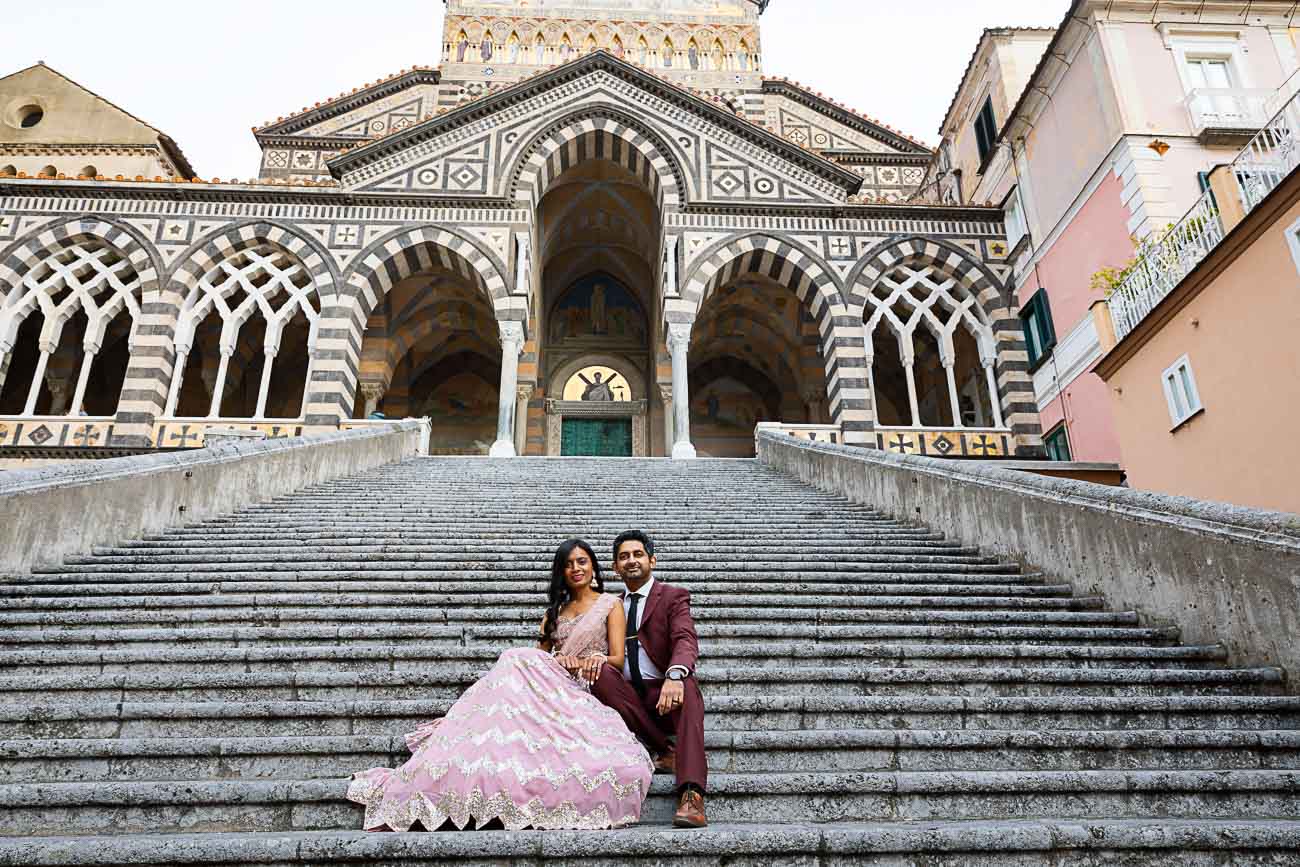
[{"xmin": 626, "ymin": 580, "xmax": 700, "ymax": 677}]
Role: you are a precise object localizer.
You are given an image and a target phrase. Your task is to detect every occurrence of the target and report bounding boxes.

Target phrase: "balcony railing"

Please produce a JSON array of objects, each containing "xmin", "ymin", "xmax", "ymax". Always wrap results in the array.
[
  {"xmin": 1109, "ymin": 84, "xmax": 1300, "ymax": 341},
  {"xmin": 1186, "ymin": 88, "xmax": 1272, "ymax": 140},
  {"xmin": 1108, "ymin": 190, "xmax": 1225, "ymax": 339}
]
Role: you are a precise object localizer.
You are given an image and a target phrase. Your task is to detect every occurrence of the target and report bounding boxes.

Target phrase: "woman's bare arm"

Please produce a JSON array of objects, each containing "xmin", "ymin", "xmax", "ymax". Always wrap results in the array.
[{"xmin": 604, "ymin": 601, "xmax": 627, "ymax": 670}]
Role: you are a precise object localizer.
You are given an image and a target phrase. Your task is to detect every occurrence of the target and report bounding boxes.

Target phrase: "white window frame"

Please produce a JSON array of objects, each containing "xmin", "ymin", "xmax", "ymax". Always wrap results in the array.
[
  {"xmin": 1164, "ymin": 31, "xmax": 1253, "ymax": 96},
  {"xmin": 1003, "ymin": 186, "xmax": 1028, "ymax": 253},
  {"xmin": 1161, "ymin": 354, "xmax": 1204, "ymax": 430},
  {"xmin": 1284, "ymin": 214, "xmax": 1300, "ymax": 273}
]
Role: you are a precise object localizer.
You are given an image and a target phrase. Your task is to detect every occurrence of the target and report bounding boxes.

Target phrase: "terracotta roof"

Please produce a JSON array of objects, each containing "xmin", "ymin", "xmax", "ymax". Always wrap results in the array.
[
  {"xmin": 761, "ymin": 78, "xmax": 932, "ymax": 153},
  {"xmin": 254, "ymin": 67, "xmax": 440, "ymax": 136},
  {"xmin": 937, "ymin": 26, "xmax": 1057, "ymax": 138},
  {"xmin": 0, "ymin": 170, "xmax": 336, "ymax": 188},
  {"xmin": 0, "ymin": 62, "xmax": 197, "ymax": 178}
]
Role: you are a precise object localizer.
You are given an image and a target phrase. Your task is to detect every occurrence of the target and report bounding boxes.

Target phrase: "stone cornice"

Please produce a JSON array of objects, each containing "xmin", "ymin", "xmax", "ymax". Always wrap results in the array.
[
  {"xmin": 327, "ymin": 51, "xmax": 864, "ymax": 194},
  {"xmin": 760, "ymin": 79, "xmax": 932, "ymax": 155},
  {"xmin": 254, "ymin": 69, "xmax": 441, "ymax": 138}
]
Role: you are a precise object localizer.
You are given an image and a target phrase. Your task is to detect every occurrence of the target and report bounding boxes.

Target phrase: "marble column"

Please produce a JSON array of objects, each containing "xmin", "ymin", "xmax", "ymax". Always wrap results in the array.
[
  {"xmin": 666, "ymin": 322, "xmax": 696, "ymax": 460},
  {"xmin": 514, "ymin": 383, "xmax": 534, "ymax": 456},
  {"xmin": 489, "ymin": 321, "xmax": 525, "ymax": 457},
  {"xmin": 658, "ymin": 383, "xmax": 674, "ymax": 457},
  {"xmin": 359, "ymin": 381, "xmax": 385, "ymax": 418}
]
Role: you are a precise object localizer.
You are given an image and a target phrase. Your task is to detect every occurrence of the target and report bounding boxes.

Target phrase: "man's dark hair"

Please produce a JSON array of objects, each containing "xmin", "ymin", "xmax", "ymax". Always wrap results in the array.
[{"xmin": 613, "ymin": 530, "xmax": 655, "ymax": 559}]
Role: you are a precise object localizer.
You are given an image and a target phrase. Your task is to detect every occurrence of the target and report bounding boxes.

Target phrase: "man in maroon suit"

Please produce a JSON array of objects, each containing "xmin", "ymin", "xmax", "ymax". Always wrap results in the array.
[{"xmin": 591, "ymin": 530, "xmax": 707, "ymax": 828}]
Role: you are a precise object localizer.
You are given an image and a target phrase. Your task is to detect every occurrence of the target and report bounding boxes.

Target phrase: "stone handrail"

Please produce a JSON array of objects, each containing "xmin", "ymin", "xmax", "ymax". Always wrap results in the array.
[
  {"xmin": 756, "ymin": 429, "xmax": 1300, "ymax": 677},
  {"xmin": 0, "ymin": 419, "xmax": 430, "ymax": 577}
]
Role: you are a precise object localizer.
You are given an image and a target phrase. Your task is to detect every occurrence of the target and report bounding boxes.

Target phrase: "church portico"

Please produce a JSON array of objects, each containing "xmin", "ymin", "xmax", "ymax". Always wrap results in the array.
[{"xmin": 0, "ymin": 4, "xmax": 1048, "ymax": 461}]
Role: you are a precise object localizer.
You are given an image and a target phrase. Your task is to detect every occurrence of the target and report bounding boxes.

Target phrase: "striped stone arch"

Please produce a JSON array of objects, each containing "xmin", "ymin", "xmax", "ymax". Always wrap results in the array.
[
  {"xmin": 680, "ymin": 233, "xmax": 871, "ymax": 445},
  {"xmin": 849, "ymin": 236, "xmax": 1044, "ymax": 455},
  {"xmin": 138, "ymin": 221, "xmax": 339, "ymax": 431},
  {"xmin": 0, "ymin": 217, "xmax": 162, "ymax": 445},
  {"xmin": 507, "ymin": 108, "xmax": 688, "ymax": 211},
  {"xmin": 309, "ymin": 225, "xmax": 512, "ymax": 425}
]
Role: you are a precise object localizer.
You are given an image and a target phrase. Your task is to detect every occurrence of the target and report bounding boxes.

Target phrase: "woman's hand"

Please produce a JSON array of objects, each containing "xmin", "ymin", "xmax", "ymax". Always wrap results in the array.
[
  {"xmin": 578, "ymin": 654, "xmax": 607, "ymax": 684},
  {"xmin": 553, "ymin": 654, "xmax": 580, "ymax": 673}
]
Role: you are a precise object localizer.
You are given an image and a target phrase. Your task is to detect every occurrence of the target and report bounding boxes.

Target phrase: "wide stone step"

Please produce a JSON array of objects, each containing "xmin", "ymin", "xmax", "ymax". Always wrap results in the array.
[
  {"xmin": 0, "ymin": 641, "xmax": 1239, "ymax": 678},
  {"xmin": 8, "ymin": 729, "xmax": 1300, "ymax": 784},
  {"xmin": 0, "ymin": 620, "xmax": 1179, "ymax": 648},
  {"xmin": 0, "ymin": 662, "xmax": 1274, "ymax": 705},
  {"xmin": 25, "ymin": 555, "xmax": 1011, "ymax": 576},
  {"xmin": 0, "ymin": 579, "xmax": 1060, "ymax": 602},
  {"xmin": 65, "ymin": 547, "xmax": 981, "ymax": 567},
  {"xmin": 6, "ymin": 696, "xmax": 1299, "ymax": 740},
  {"xmin": 0, "ymin": 594, "xmax": 1120, "ymax": 622},
  {"xmin": 7, "ymin": 770, "xmax": 1300, "ymax": 836},
  {"xmin": 4, "ymin": 821, "xmax": 1300, "ymax": 866}
]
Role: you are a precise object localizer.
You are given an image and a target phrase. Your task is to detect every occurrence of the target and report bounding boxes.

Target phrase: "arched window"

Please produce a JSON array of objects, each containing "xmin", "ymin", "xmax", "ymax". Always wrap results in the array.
[
  {"xmin": 19, "ymin": 106, "xmax": 43, "ymax": 128},
  {"xmin": 688, "ymin": 39, "xmax": 700, "ymax": 70},
  {"xmin": 535, "ymin": 34, "xmax": 547, "ymax": 65},
  {"xmin": 737, "ymin": 41, "xmax": 751, "ymax": 71},
  {"xmin": 662, "ymin": 38, "xmax": 674, "ymax": 68},
  {"xmin": 40, "ymin": 165, "xmax": 57, "ymax": 178},
  {"xmin": 455, "ymin": 31, "xmax": 469, "ymax": 62},
  {"xmin": 166, "ymin": 244, "xmax": 321, "ymax": 420},
  {"xmin": 80, "ymin": 165, "xmax": 98, "ymax": 179},
  {"xmin": 862, "ymin": 261, "xmax": 1004, "ymax": 430},
  {"xmin": 0, "ymin": 240, "xmax": 142, "ymax": 418}
]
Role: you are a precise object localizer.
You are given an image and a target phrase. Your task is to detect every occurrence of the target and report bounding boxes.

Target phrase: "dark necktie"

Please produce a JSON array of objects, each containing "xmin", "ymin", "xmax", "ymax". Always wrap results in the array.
[{"xmin": 625, "ymin": 592, "xmax": 647, "ymax": 697}]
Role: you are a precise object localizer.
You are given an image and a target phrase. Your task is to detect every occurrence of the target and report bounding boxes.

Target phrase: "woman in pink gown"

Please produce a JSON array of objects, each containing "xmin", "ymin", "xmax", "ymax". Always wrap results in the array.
[{"xmin": 347, "ymin": 539, "xmax": 654, "ymax": 831}]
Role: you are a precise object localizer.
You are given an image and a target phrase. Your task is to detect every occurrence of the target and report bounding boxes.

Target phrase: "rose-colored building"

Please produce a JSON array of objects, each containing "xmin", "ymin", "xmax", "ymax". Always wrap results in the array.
[{"xmin": 929, "ymin": 0, "xmax": 1300, "ymax": 465}]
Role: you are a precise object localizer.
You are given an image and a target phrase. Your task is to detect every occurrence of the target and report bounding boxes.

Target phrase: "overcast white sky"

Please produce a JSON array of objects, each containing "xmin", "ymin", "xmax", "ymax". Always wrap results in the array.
[{"xmin": 7, "ymin": 1, "xmax": 1071, "ymax": 176}]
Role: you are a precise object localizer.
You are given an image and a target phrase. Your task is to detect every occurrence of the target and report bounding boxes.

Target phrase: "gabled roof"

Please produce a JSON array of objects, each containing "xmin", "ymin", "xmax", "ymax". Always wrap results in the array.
[
  {"xmin": 327, "ymin": 51, "xmax": 865, "ymax": 195},
  {"xmin": 0, "ymin": 62, "xmax": 196, "ymax": 178},
  {"xmin": 760, "ymin": 78, "xmax": 932, "ymax": 154},
  {"xmin": 937, "ymin": 27, "xmax": 1056, "ymax": 137},
  {"xmin": 254, "ymin": 67, "xmax": 440, "ymax": 138}
]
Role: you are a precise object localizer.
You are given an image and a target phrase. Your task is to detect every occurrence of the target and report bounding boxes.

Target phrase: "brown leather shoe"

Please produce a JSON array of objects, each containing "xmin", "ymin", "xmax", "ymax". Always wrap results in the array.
[
  {"xmin": 672, "ymin": 789, "xmax": 707, "ymax": 828},
  {"xmin": 653, "ymin": 751, "xmax": 676, "ymax": 775}
]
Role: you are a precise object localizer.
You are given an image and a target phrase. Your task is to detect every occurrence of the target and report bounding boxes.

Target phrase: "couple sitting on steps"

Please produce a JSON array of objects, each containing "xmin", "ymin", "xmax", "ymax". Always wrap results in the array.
[{"xmin": 347, "ymin": 530, "xmax": 708, "ymax": 831}]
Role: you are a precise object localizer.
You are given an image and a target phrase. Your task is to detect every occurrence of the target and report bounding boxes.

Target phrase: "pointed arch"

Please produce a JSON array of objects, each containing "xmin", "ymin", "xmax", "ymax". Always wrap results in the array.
[
  {"xmin": 507, "ymin": 107, "xmax": 688, "ymax": 210},
  {"xmin": 850, "ymin": 236, "xmax": 1042, "ymax": 453},
  {"xmin": 681, "ymin": 233, "xmax": 870, "ymax": 445}
]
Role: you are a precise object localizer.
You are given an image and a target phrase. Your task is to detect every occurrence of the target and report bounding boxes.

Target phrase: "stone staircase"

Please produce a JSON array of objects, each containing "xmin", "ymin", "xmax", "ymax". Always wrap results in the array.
[{"xmin": 2, "ymin": 456, "xmax": 1299, "ymax": 864}]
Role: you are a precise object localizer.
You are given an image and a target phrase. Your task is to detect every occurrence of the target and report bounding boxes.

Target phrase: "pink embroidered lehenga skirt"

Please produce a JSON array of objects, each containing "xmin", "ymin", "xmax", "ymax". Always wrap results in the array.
[{"xmin": 347, "ymin": 647, "xmax": 654, "ymax": 831}]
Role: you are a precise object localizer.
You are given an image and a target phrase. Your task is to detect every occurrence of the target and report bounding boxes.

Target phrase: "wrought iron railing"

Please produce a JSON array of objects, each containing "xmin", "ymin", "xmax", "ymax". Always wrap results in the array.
[
  {"xmin": 1110, "ymin": 85, "xmax": 1300, "ymax": 340},
  {"xmin": 1108, "ymin": 190, "xmax": 1224, "ymax": 338}
]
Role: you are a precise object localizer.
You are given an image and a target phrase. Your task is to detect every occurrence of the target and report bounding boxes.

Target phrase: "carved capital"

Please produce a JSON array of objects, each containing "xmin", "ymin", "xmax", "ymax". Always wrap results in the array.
[
  {"xmin": 498, "ymin": 320, "xmax": 526, "ymax": 355},
  {"xmin": 665, "ymin": 322, "xmax": 692, "ymax": 352},
  {"xmin": 516, "ymin": 383, "xmax": 535, "ymax": 403},
  {"xmin": 658, "ymin": 383, "xmax": 673, "ymax": 403},
  {"xmin": 359, "ymin": 381, "xmax": 386, "ymax": 401}
]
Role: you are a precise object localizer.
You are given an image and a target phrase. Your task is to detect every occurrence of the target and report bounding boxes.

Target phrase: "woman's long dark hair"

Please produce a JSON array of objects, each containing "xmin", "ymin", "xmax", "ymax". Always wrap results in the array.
[{"xmin": 543, "ymin": 538, "xmax": 603, "ymax": 649}]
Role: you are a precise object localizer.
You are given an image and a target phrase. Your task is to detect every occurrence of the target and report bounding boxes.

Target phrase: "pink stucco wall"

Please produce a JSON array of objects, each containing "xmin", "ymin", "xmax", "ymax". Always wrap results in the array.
[{"xmin": 1018, "ymin": 170, "xmax": 1133, "ymax": 465}]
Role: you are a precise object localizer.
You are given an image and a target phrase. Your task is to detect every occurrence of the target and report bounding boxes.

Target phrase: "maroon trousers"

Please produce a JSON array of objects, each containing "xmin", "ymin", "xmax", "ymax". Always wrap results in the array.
[{"xmin": 592, "ymin": 664, "xmax": 707, "ymax": 793}]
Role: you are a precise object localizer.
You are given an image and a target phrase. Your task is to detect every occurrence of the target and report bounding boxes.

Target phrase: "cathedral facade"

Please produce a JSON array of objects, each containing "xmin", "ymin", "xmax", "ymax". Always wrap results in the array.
[{"xmin": 0, "ymin": 0, "xmax": 1042, "ymax": 460}]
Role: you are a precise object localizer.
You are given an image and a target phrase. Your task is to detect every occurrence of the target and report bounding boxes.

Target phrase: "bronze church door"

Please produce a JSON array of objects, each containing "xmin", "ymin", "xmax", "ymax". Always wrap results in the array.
[{"xmin": 562, "ymin": 418, "xmax": 633, "ymax": 456}]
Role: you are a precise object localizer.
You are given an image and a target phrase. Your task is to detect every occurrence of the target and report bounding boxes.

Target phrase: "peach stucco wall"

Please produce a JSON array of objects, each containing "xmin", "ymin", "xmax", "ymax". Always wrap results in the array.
[{"xmin": 1105, "ymin": 194, "xmax": 1300, "ymax": 514}]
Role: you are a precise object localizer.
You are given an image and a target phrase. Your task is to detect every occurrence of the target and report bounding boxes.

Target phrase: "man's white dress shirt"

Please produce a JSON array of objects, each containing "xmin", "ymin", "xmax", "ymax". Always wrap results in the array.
[{"xmin": 622, "ymin": 578, "xmax": 689, "ymax": 681}]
